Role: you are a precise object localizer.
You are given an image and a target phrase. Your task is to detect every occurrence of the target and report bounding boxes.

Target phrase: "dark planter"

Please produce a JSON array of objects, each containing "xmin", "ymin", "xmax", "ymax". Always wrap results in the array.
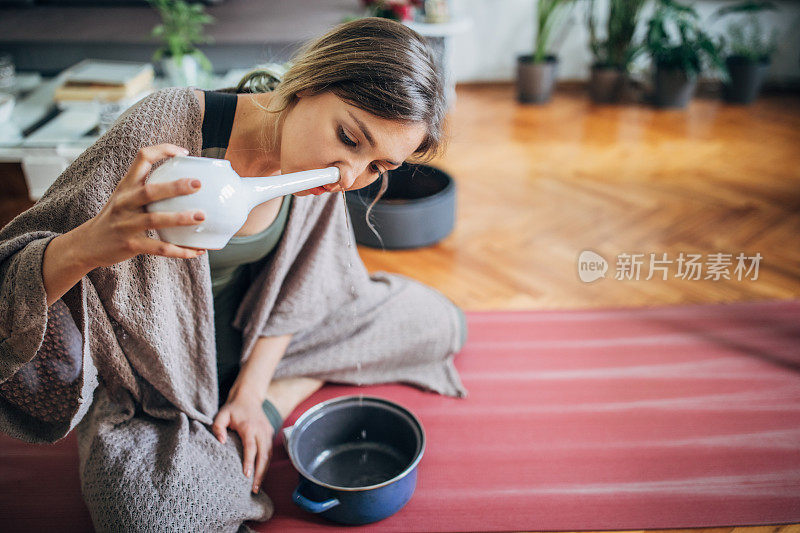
[
  {"xmin": 589, "ymin": 65, "xmax": 626, "ymax": 103},
  {"xmin": 724, "ymin": 55, "xmax": 770, "ymax": 105},
  {"xmin": 345, "ymin": 163, "xmax": 456, "ymax": 250},
  {"xmin": 653, "ymin": 65, "xmax": 697, "ymax": 108},
  {"xmin": 517, "ymin": 54, "xmax": 558, "ymax": 104}
]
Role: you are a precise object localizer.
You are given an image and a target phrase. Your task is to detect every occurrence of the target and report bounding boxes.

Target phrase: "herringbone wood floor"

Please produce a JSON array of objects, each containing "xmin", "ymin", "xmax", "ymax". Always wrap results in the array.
[
  {"xmin": 1, "ymin": 84, "xmax": 798, "ymax": 533},
  {"xmin": 359, "ymin": 85, "xmax": 800, "ymax": 533},
  {"xmin": 358, "ymin": 83, "xmax": 800, "ymax": 311}
]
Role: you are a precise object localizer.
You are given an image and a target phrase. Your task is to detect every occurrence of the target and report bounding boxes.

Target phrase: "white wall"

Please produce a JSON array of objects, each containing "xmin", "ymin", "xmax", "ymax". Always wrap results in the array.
[{"xmin": 447, "ymin": 0, "xmax": 800, "ymax": 84}]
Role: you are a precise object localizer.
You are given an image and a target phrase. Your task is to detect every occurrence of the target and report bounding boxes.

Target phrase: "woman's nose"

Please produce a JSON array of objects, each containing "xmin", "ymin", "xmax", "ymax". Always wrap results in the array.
[{"xmin": 329, "ymin": 166, "xmax": 358, "ymax": 191}]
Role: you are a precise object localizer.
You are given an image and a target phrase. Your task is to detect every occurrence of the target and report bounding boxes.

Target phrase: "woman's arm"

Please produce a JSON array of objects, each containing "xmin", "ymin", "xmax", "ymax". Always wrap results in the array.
[
  {"xmin": 42, "ymin": 223, "xmax": 97, "ymax": 307},
  {"xmin": 226, "ymin": 333, "xmax": 293, "ymax": 403}
]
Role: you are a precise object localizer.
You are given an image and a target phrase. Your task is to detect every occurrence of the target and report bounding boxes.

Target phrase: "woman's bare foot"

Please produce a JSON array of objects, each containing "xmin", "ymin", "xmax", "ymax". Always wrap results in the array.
[{"xmin": 264, "ymin": 377, "xmax": 324, "ymax": 421}]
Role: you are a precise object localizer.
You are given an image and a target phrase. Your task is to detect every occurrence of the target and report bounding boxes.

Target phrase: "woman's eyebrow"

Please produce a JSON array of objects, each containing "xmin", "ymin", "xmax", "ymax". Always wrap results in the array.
[{"xmin": 347, "ymin": 111, "xmax": 400, "ymax": 167}]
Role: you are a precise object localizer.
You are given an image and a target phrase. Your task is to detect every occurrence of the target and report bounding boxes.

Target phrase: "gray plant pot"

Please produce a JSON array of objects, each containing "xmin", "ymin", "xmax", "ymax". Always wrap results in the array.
[
  {"xmin": 345, "ymin": 163, "xmax": 456, "ymax": 250},
  {"xmin": 589, "ymin": 65, "xmax": 625, "ymax": 104},
  {"xmin": 653, "ymin": 65, "xmax": 697, "ymax": 108},
  {"xmin": 724, "ymin": 56, "xmax": 770, "ymax": 105},
  {"xmin": 517, "ymin": 55, "xmax": 558, "ymax": 104}
]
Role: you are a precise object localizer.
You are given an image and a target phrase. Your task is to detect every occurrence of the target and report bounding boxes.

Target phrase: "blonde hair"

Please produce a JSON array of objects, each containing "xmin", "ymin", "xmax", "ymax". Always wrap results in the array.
[{"xmin": 219, "ymin": 17, "xmax": 450, "ymax": 241}]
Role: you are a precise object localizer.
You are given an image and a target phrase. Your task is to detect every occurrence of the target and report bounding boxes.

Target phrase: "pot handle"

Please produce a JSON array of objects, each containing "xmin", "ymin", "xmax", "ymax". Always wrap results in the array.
[{"xmin": 292, "ymin": 479, "xmax": 340, "ymax": 514}]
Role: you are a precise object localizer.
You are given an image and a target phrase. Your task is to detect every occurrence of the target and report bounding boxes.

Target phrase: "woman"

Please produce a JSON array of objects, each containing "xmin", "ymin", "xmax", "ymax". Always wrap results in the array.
[{"xmin": 0, "ymin": 18, "xmax": 467, "ymax": 532}]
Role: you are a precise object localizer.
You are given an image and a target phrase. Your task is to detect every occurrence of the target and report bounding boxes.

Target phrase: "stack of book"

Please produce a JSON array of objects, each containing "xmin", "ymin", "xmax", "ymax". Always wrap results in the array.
[{"xmin": 54, "ymin": 59, "xmax": 154, "ymax": 105}]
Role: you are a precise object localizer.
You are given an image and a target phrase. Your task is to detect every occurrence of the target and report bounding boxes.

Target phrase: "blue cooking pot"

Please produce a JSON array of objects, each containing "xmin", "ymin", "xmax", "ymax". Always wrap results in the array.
[{"xmin": 281, "ymin": 395, "xmax": 426, "ymax": 525}]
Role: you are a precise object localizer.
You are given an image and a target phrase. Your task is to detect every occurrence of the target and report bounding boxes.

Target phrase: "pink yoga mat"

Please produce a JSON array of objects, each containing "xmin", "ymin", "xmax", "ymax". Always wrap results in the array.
[
  {"xmin": 257, "ymin": 300, "xmax": 800, "ymax": 531},
  {"xmin": 1, "ymin": 300, "xmax": 798, "ymax": 532}
]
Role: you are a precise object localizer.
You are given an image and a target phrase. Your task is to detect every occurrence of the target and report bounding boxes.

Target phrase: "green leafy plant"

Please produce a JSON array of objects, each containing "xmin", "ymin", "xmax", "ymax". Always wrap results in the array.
[
  {"xmin": 532, "ymin": 0, "xmax": 578, "ymax": 63},
  {"xmin": 587, "ymin": 0, "xmax": 649, "ymax": 71},
  {"xmin": 713, "ymin": 1, "xmax": 778, "ymax": 61},
  {"xmin": 148, "ymin": 0, "xmax": 214, "ymax": 71},
  {"xmin": 644, "ymin": 0, "xmax": 724, "ymax": 75}
]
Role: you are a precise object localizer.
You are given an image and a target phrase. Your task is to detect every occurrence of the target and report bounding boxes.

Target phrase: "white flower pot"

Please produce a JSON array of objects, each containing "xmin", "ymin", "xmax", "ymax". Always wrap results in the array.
[{"xmin": 162, "ymin": 54, "xmax": 201, "ymax": 87}]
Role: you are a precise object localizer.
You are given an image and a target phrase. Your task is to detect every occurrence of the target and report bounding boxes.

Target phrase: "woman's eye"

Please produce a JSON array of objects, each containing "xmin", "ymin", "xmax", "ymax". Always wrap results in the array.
[
  {"xmin": 338, "ymin": 127, "xmax": 357, "ymax": 147},
  {"xmin": 339, "ymin": 126, "xmax": 381, "ymax": 174}
]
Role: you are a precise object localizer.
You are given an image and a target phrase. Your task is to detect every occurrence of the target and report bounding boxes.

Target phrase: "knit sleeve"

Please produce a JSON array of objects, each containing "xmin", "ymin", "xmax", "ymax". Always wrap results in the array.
[
  {"xmin": 0, "ymin": 232, "xmax": 99, "ymax": 444},
  {"xmin": 0, "ymin": 90, "xmax": 162, "ymax": 383},
  {"xmin": 0, "ymin": 87, "xmax": 201, "ymax": 443},
  {"xmin": 0, "ymin": 234, "xmax": 60, "ymax": 379}
]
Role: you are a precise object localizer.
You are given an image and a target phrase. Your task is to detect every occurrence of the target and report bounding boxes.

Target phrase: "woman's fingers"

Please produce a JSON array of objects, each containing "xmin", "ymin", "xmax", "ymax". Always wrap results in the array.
[
  {"xmin": 252, "ymin": 432, "xmax": 272, "ymax": 494},
  {"xmin": 82, "ymin": 143, "xmax": 200, "ymax": 268},
  {"xmin": 120, "ymin": 144, "xmax": 189, "ymax": 189},
  {"xmin": 212, "ymin": 410, "xmax": 230, "ymax": 444},
  {"xmin": 214, "ymin": 404, "xmax": 274, "ymax": 491},
  {"xmin": 131, "ymin": 237, "xmax": 206, "ymax": 260},
  {"xmin": 127, "ymin": 209, "xmax": 205, "ymax": 232},
  {"xmin": 120, "ymin": 177, "xmax": 201, "ymax": 211},
  {"xmin": 242, "ymin": 428, "xmax": 257, "ymax": 478}
]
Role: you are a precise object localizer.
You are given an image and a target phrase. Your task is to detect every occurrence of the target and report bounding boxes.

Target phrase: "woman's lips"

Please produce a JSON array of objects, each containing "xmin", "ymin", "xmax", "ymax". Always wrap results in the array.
[
  {"xmin": 298, "ymin": 186, "xmax": 338, "ymax": 196},
  {"xmin": 294, "ymin": 186, "xmax": 326, "ymax": 196}
]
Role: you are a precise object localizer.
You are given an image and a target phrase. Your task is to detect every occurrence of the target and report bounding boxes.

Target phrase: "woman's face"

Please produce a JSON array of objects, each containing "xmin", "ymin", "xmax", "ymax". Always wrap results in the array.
[{"xmin": 281, "ymin": 90, "xmax": 428, "ymax": 196}]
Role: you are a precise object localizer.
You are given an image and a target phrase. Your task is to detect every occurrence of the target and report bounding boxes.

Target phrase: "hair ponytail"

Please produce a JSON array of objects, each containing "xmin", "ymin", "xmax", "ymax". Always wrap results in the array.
[{"xmin": 215, "ymin": 62, "xmax": 289, "ymax": 94}]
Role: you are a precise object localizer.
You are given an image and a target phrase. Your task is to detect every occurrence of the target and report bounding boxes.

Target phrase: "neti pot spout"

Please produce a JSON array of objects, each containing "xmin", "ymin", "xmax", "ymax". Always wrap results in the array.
[{"xmin": 242, "ymin": 167, "xmax": 341, "ymax": 211}]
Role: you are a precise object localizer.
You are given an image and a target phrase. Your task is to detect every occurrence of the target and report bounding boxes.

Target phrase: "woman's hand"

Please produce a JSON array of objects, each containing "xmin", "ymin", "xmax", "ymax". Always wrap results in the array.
[
  {"xmin": 79, "ymin": 143, "xmax": 207, "ymax": 269},
  {"xmin": 212, "ymin": 395, "xmax": 275, "ymax": 494}
]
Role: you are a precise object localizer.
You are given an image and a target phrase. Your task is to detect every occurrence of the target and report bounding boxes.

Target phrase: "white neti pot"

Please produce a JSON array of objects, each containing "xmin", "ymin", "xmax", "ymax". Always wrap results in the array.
[{"xmin": 145, "ymin": 155, "xmax": 340, "ymax": 249}]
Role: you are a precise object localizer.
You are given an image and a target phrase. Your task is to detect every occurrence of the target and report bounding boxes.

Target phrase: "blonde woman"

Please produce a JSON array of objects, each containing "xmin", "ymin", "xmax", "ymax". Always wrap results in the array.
[{"xmin": 0, "ymin": 18, "xmax": 467, "ymax": 531}]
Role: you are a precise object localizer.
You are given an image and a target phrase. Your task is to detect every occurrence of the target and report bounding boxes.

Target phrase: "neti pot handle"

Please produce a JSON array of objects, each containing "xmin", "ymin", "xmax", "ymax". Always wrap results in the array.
[{"xmin": 292, "ymin": 478, "xmax": 340, "ymax": 514}]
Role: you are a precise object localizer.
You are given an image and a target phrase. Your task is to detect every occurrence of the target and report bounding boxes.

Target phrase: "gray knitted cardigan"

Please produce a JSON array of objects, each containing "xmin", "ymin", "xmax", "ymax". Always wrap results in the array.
[{"xmin": 0, "ymin": 87, "xmax": 467, "ymax": 532}]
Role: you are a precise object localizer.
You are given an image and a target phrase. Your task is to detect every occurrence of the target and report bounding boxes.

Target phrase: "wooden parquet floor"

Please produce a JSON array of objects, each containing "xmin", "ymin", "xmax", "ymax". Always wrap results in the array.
[{"xmin": 358, "ymin": 83, "xmax": 800, "ymax": 311}]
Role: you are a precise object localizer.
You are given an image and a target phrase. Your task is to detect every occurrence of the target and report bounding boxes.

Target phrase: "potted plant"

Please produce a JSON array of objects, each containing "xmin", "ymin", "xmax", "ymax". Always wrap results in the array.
[
  {"xmin": 713, "ymin": 1, "xmax": 778, "ymax": 104},
  {"xmin": 644, "ymin": 0, "xmax": 724, "ymax": 108},
  {"xmin": 586, "ymin": 0, "xmax": 649, "ymax": 103},
  {"xmin": 347, "ymin": 0, "xmax": 423, "ymax": 22},
  {"xmin": 148, "ymin": 0, "xmax": 215, "ymax": 87},
  {"xmin": 517, "ymin": 0, "xmax": 577, "ymax": 104}
]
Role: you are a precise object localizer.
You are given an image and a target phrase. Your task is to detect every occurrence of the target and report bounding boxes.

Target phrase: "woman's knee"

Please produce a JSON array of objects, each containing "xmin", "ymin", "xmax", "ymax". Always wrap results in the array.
[
  {"xmin": 419, "ymin": 285, "xmax": 467, "ymax": 354},
  {"xmin": 82, "ymin": 453, "xmax": 263, "ymax": 533},
  {"xmin": 79, "ymin": 419, "xmax": 272, "ymax": 532}
]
